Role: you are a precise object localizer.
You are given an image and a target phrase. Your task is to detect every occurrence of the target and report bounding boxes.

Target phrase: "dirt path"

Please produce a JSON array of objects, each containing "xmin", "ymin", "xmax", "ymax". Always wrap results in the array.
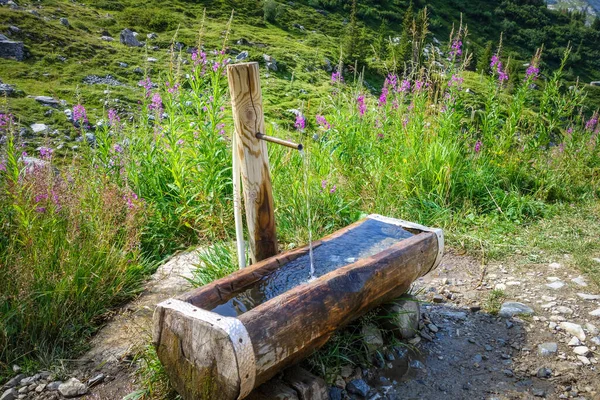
[{"xmin": 7, "ymin": 248, "xmax": 599, "ymax": 400}]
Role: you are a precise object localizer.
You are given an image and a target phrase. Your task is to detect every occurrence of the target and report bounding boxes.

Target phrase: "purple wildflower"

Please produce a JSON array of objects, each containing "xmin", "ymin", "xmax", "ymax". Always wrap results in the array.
[
  {"xmin": 331, "ymin": 71, "xmax": 343, "ymax": 83},
  {"xmin": 0, "ymin": 161, "xmax": 5, "ymax": 172},
  {"xmin": 474, "ymin": 140, "xmax": 482, "ymax": 153},
  {"xmin": 497, "ymin": 63, "xmax": 509, "ymax": 83},
  {"xmin": 413, "ymin": 80, "xmax": 427, "ymax": 92},
  {"xmin": 330, "ymin": 185, "xmax": 337, "ymax": 194},
  {"xmin": 449, "ymin": 40, "xmax": 462, "ymax": 58},
  {"xmin": 36, "ymin": 207, "xmax": 46, "ymax": 213},
  {"xmin": 217, "ymin": 122, "xmax": 226, "ymax": 136},
  {"xmin": 212, "ymin": 61, "xmax": 220, "ymax": 72},
  {"xmin": 113, "ymin": 143, "xmax": 123, "ymax": 153},
  {"xmin": 386, "ymin": 74, "xmax": 398, "ymax": 91},
  {"xmin": 149, "ymin": 93, "xmax": 163, "ymax": 114},
  {"xmin": 108, "ymin": 108, "xmax": 120, "ymax": 126},
  {"xmin": 378, "ymin": 86, "xmax": 389, "ymax": 107},
  {"xmin": 525, "ymin": 65, "xmax": 539, "ymax": 81},
  {"xmin": 490, "ymin": 55, "xmax": 499, "ymax": 69},
  {"xmin": 294, "ymin": 114, "xmax": 306, "ymax": 130},
  {"xmin": 357, "ymin": 95, "xmax": 366, "ymax": 117},
  {"xmin": 585, "ymin": 112, "xmax": 598, "ymax": 131},
  {"xmin": 176, "ymin": 139, "xmax": 184, "ymax": 146},
  {"xmin": 316, "ymin": 114, "xmax": 331, "ymax": 129},
  {"xmin": 399, "ymin": 79, "xmax": 411, "ymax": 93},
  {"xmin": 448, "ymin": 74, "xmax": 464, "ymax": 89},
  {"xmin": 0, "ymin": 113, "xmax": 13, "ymax": 130},
  {"xmin": 73, "ymin": 104, "xmax": 88, "ymax": 123},
  {"xmin": 321, "ymin": 180, "xmax": 327, "ymax": 190},
  {"xmin": 138, "ymin": 77, "xmax": 153, "ymax": 97},
  {"xmin": 39, "ymin": 147, "xmax": 53, "ymax": 159}
]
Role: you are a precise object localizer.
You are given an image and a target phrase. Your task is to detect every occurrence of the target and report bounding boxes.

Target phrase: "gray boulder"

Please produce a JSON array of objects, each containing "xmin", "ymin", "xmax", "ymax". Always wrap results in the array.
[
  {"xmin": 100, "ymin": 36, "xmax": 114, "ymax": 42},
  {"xmin": 34, "ymin": 96, "xmax": 59, "ymax": 107},
  {"xmin": 147, "ymin": 32, "xmax": 158, "ymax": 40},
  {"xmin": 590, "ymin": 81, "xmax": 600, "ymax": 87},
  {"xmin": 60, "ymin": 17, "xmax": 69, "ymax": 27},
  {"xmin": 0, "ymin": 34, "xmax": 24, "ymax": 61},
  {"xmin": 58, "ymin": 378, "xmax": 88, "ymax": 398},
  {"xmin": 498, "ymin": 302, "xmax": 534, "ymax": 318},
  {"xmin": 236, "ymin": 51, "xmax": 249, "ymax": 61},
  {"xmin": 120, "ymin": 29, "xmax": 142, "ymax": 47},
  {"xmin": 263, "ymin": 54, "xmax": 278, "ymax": 71},
  {"xmin": 0, "ymin": 80, "xmax": 15, "ymax": 96},
  {"xmin": 30, "ymin": 123, "xmax": 48, "ymax": 134},
  {"xmin": 1, "ymin": 388, "xmax": 17, "ymax": 400},
  {"xmin": 378, "ymin": 296, "xmax": 421, "ymax": 339}
]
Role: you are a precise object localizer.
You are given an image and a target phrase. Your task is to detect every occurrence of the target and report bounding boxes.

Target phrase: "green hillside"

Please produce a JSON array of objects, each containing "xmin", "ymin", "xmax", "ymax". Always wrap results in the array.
[{"xmin": 1, "ymin": 0, "xmax": 600, "ymax": 139}]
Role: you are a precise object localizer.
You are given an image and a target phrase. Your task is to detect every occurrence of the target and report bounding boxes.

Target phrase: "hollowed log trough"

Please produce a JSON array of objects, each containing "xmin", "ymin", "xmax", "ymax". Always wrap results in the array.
[{"xmin": 152, "ymin": 215, "xmax": 443, "ymax": 400}]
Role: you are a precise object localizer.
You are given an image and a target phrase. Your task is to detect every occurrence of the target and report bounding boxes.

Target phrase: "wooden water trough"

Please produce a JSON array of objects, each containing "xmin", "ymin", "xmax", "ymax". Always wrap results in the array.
[{"xmin": 152, "ymin": 62, "xmax": 444, "ymax": 399}]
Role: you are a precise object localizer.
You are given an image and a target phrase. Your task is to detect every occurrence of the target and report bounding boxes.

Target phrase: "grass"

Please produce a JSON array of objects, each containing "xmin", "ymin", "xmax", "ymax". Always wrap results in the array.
[{"xmin": 483, "ymin": 289, "xmax": 506, "ymax": 315}]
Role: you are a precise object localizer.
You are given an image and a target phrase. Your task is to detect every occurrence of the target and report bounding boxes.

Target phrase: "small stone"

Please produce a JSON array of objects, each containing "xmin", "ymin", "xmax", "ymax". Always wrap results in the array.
[
  {"xmin": 549, "ymin": 262, "xmax": 561, "ymax": 269},
  {"xmin": 549, "ymin": 322, "xmax": 557, "ymax": 330},
  {"xmin": 58, "ymin": 378, "xmax": 88, "ymax": 398},
  {"xmin": 568, "ymin": 337, "xmax": 581, "ymax": 346},
  {"xmin": 506, "ymin": 320, "xmax": 514, "ymax": 329},
  {"xmin": 34, "ymin": 96, "xmax": 59, "ymax": 107},
  {"xmin": 361, "ymin": 324, "xmax": 384, "ymax": 353},
  {"xmin": 46, "ymin": 382, "xmax": 62, "ymax": 391},
  {"xmin": 120, "ymin": 28, "xmax": 142, "ymax": 47},
  {"xmin": 502, "ymin": 369, "xmax": 514, "ymax": 377},
  {"xmin": 346, "ymin": 379, "xmax": 370, "ymax": 397},
  {"xmin": 432, "ymin": 294, "xmax": 445, "ymax": 303},
  {"xmin": 340, "ymin": 365, "xmax": 353, "ymax": 379},
  {"xmin": 329, "ymin": 387, "xmax": 343, "ymax": 400},
  {"xmin": 34, "ymin": 384, "xmax": 46, "ymax": 393},
  {"xmin": 378, "ymin": 296, "xmax": 420, "ymax": 339},
  {"xmin": 585, "ymin": 323, "xmax": 599, "ymax": 335},
  {"xmin": 546, "ymin": 281, "xmax": 565, "ymax": 290},
  {"xmin": 20, "ymin": 375, "xmax": 40, "ymax": 386},
  {"xmin": 560, "ymin": 322, "xmax": 586, "ymax": 341},
  {"xmin": 590, "ymin": 308, "xmax": 600, "ymax": 317},
  {"xmin": 147, "ymin": 57, "xmax": 158, "ymax": 63},
  {"xmin": 571, "ymin": 276, "xmax": 587, "ymax": 287},
  {"xmin": 1, "ymin": 389, "xmax": 17, "ymax": 400},
  {"xmin": 236, "ymin": 51, "xmax": 249, "ymax": 61},
  {"xmin": 533, "ymin": 388, "xmax": 546, "ymax": 397},
  {"xmin": 495, "ymin": 283, "xmax": 506, "ymax": 291},
  {"xmin": 536, "ymin": 367, "xmax": 551, "ymax": 378},
  {"xmin": 11, "ymin": 365, "xmax": 21, "ymax": 373},
  {"xmin": 86, "ymin": 374, "xmax": 104, "ymax": 387},
  {"xmin": 591, "ymin": 336, "xmax": 600, "ymax": 346},
  {"xmin": 499, "ymin": 302, "xmax": 534, "ymax": 318},
  {"xmin": 554, "ymin": 306, "xmax": 574, "ymax": 315},
  {"xmin": 59, "ymin": 18, "xmax": 69, "ymax": 27},
  {"xmin": 573, "ymin": 346, "xmax": 590, "ymax": 356},
  {"xmin": 428, "ymin": 323, "xmax": 439, "ymax": 333},
  {"xmin": 577, "ymin": 355, "xmax": 591, "ymax": 365},
  {"xmin": 473, "ymin": 354, "xmax": 483, "ymax": 363},
  {"xmin": 409, "ymin": 360, "xmax": 425, "ymax": 369},
  {"xmin": 30, "ymin": 123, "xmax": 48, "ymax": 134},
  {"xmin": 538, "ymin": 342, "xmax": 558, "ymax": 356}
]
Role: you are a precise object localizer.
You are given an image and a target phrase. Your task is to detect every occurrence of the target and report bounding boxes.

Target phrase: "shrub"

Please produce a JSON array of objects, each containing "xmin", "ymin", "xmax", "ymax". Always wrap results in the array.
[
  {"xmin": 263, "ymin": 0, "xmax": 281, "ymax": 23},
  {"xmin": 121, "ymin": 8, "xmax": 177, "ymax": 32}
]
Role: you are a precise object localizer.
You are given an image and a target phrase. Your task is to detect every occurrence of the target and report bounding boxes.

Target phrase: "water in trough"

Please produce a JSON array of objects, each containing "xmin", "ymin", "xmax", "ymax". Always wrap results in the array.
[{"xmin": 212, "ymin": 218, "xmax": 414, "ymax": 317}]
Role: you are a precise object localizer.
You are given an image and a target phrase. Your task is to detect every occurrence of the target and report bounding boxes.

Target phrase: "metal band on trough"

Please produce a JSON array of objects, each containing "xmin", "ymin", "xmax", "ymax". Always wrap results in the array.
[
  {"xmin": 368, "ymin": 214, "xmax": 444, "ymax": 272},
  {"xmin": 155, "ymin": 299, "xmax": 256, "ymax": 399}
]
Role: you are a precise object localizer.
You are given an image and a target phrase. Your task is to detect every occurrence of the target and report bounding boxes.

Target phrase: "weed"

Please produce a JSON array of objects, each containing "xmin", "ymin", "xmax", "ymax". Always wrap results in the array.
[{"xmin": 483, "ymin": 289, "xmax": 506, "ymax": 315}]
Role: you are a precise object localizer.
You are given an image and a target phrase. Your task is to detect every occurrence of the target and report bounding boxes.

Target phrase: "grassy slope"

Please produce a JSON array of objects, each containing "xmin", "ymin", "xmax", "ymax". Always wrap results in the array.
[{"xmin": 2, "ymin": 0, "xmax": 600, "ymax": 136}]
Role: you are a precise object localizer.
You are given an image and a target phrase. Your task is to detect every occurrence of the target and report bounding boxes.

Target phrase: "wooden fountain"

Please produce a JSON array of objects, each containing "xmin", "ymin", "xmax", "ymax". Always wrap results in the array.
[{"xmin": 152, "ymin": 62, "xmax": 444, "ymax": 400}]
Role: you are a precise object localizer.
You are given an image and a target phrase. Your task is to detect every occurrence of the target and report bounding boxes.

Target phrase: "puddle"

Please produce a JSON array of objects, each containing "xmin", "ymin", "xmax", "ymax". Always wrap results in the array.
[{"xmin": 211, "ymin": 219, "xmax": 414, "ymax": 317}]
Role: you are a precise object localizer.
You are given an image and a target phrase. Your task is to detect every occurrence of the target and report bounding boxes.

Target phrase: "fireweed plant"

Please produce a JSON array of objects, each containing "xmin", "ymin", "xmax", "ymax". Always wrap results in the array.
[{"xmin": 1, "ymin": 22, "xmax": 600, "ymax": 375}]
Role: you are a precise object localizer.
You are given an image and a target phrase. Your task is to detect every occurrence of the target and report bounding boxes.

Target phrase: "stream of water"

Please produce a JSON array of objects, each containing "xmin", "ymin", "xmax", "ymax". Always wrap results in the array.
[{"xmin": 299, "ymin": 148, "xmax": 316, "ymax": 281}]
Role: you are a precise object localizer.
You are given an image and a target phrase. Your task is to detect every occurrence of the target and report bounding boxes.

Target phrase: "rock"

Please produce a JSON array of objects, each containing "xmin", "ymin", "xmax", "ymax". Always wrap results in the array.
[
  {"xmin": 585, "ymin": 323, "xmax": 598, "ymax": 336},
  {"xmin": 147, "ymin": 32, "xmax": 158, "ymax": 40},
  {"xmin": 590, "ymin": 81, "xmax": 600, "ymax": 87},
  {"xmin": 378, "ymin": 296, "xmax": 420, "ymax": 339},
  {"xmin": 554, "ymin": 306, "xmax": 573, "ymax": 315},
  {"xmin": 432, "ymin": 294, "xmax": 445, "ymax": 303},
  {"xmin": 571, "ymin": 276, "xmax": 587, "ymax": 287},
  {"xmin": 568, "ymin": 337, "xmax": 581, "ymax": 346},
  {"xmin": 498, "ymin": 302, "xmax": 534, "ymax": 318},
  {"xmin": 577, "ymin": 293, "xmax": 600, "ymax": 300},
  {"xmin": 573, "ymin": 346, "xmax": 590, "ymax": 356},
  {"xmin": 536, "ymin": 367, "xmax": 551, "ymax": 378},
  {"xmin": 235, "ymin": 51, "xmax": 249, "ymax": 61},
  {"xmin": 577, "ymin": 355, "xmax": 591, "ymax": 365},
  {"xmin": 100, "ymin": 36, "xmax": 113, "ymax": 42},
  {"xmin": 59, "ymin": 17, "xmax": 69, "ymax": 27},
  {"xmin": 1, "ymin": 388, "xmax": 17, "ymax": 400},
  {"xmin": 538, "ymin": 342, "xmax": 558, "ymax": 356},
  {"xmin": 590, "ymin": 308, "xmax": 600, "ymax": 317},
  {"xmin": 3, "ymin": 374, "xmax": 24, "ymax": 389},
  {"xmin": 549, "ymin": 262, "xmax": 561, "ymax": 269},
  {"xmin": 428, "ymin": 323, "xmax": 439, "ymax": 333},
  {"xmin": 0, "ymin": 35, "xmax": 24, "ymax": 61},
  {"xmin": 34, "ymin": 384, "xmax": 46, "ymax": 393},
  {"xmin": 329, "ymin": 386, "xmax": 342, "ymax": 400},
  {"xmin": 119, "ymin": 29, "xmax": 142, "ymax": 47},
  {"xmin": 361, "ymin": 324, "xmax": 383, "ymax": 353},
  {"xmin": 0, "ymin": 81, "xmax": 15, "ymax": 96},
  {"xmin": 346, "ymin": 379, "xmax": 370, "ymax": 397},
  {"xmin": 58, "ymin": 378, "xmax": 88, "ymax": 398},
  {"xmin": 34, "ymin": 96, "xmax": 59, "ymax": 107},
  {"xmin": 86, "ymin": 374, "xmax": 104, "ymax": 387},
  {"xmin": 118, "ymin": 62, "xmax": 128, "ymax": 68},
  {"xmin": 11, "ymin": 365, "xmax": 20, "ymax": 373},
  {"xmin": 533, "ymin": 388, "xmax": 546, "ymax": 397},
  {"xmin": 590, "ymin": 336, "xmax": 600, "ymax": 346},
  {"xmin": 323, "ymin": 57, "xmax": 332, "ymax": 72},
  {"xmin": 147, "ymin": 57, "xmax": 158, "ymax": 63},
  {"xmin": 133, "ymin": 67, "xmax": 144, "ymax": 74},
  {"xmin": 8, "ymin": 26, "xmax": 20, "ymax": 34},
  {"xmin": 46, "ymin": 382, "xmax": 61, "ymax": 391},
  {"xmin": 82, "ymin": 75, "xmax": 123, "ymax": 86},
  {"xmin": 263, "ymin": 54, "xmax": 277, "ymax": 71},
  {"xmin": 559, "ymin": 322, "xmax": 586, "ymax": 341},
  {"xmin": 546, "ymin": 281, "xmax": 565, "ymax": 290},
  {"xmin": 30, "ymin": 123, "xmax": 48, "ymax": 134},
  {"xmin": 20, "ymin": 374, "xmax": 40, "ymax": 386}
]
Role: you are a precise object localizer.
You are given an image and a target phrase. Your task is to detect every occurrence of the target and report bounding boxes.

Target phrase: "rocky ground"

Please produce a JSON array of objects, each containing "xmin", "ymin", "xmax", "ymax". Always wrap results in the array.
[{"xmin": 2, "ymin": 249, "xmax": 599, "ymax": 400}]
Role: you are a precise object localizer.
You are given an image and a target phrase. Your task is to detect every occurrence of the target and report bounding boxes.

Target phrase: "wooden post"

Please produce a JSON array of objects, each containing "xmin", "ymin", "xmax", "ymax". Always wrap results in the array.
[{"xmin": 227, "ymin": 62, "xmax": 278, "ymax": 263}]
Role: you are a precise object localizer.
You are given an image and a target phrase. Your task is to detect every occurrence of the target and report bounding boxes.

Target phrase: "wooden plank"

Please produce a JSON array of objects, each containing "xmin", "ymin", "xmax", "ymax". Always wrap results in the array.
[
  {"xmin": 239, "ymin": 232, "xmax": 439, "ymax": 386},
  {"xmin": 227, "ymin": 62, "xmax": 277, "ymax": 263}
]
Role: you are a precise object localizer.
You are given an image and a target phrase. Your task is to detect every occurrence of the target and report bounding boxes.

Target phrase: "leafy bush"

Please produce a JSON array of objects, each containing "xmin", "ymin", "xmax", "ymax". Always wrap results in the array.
[{"xmin": 263, "ymin": 0, "xmax": 281, "ymax": 23}]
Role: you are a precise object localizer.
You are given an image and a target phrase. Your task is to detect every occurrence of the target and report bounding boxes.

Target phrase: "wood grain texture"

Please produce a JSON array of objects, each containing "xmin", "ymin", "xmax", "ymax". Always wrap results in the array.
[{"xmin": 227, "ymin": 62, "xmax": 277, "ymax": 263}]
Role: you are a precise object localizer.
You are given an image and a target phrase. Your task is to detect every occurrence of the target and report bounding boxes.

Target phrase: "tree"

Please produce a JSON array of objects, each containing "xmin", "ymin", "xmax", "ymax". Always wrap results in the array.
[
  {"xmin": 375, "ymin": 18, "xmax": 389, "ymax": 60},
  {"xmin": 592, "ymin": 17, "xmax": 600, "ymax": 31},
  {"xmin": 343, "ymin": 0, "xmax": 367, "ymax": 65},
  {"xmin": 477, "ymin": 41, "xmax": 493, "ymax": 73},
  {"xmin": 397, "ymin": 0, "xmax": 414, "ymax": 69}
]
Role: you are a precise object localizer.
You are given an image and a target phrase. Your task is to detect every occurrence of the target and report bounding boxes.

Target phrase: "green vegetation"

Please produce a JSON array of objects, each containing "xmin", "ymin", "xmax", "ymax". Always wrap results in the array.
[{"xmin": 2, "ymin": 0, "xmax": 600, "ymax": 386}]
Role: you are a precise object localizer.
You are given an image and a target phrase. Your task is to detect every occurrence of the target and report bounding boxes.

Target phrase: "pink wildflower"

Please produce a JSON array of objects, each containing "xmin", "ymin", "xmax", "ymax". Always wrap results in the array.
[
  {"xmin": 294, "ymin": 114, "xmax": 306, "ymax": 130},
  {"xmin": 357, "ymin": 95, "xmax": 366, "ymax": 116}
]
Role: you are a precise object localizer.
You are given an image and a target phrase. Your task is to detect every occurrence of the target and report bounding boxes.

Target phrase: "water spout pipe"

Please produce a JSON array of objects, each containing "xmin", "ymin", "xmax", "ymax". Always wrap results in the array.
[{"xmin": 256, "ymin": 132, "xmax": 303, "ymax": 151}]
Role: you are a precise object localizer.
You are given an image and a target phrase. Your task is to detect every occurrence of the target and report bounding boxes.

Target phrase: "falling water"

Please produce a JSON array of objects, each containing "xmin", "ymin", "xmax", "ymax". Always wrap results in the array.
[{"xmin": 299, "ymin": 148, "xmax": 315, "ymax": 281}]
